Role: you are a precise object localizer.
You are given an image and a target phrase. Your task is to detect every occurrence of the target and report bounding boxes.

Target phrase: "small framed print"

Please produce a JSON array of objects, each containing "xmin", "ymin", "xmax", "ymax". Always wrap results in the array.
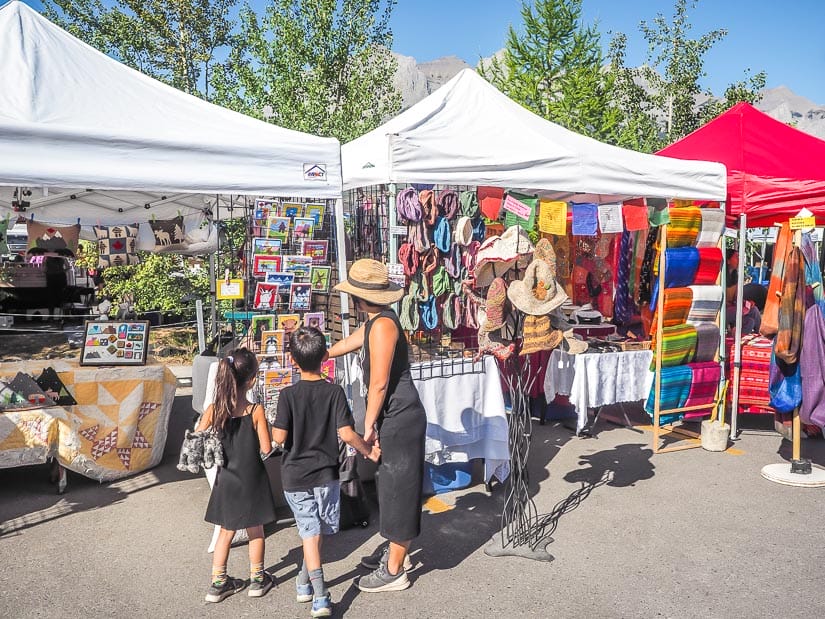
[
  {"xmin": 277, "ymin": 313, "xmax": 301, "ymax": 336},
  {"xmin": 320, "ymin": 358, "xmax": 336, "ymax": 383},
  {"xmin": 282, "ymin": 203, "xmax": 304, "ymax": 219},
  {"xmin": 292, "ymin": 217, "xmax": 314, "ymax": 241},
  {"xmin": 303, "ymin": 311, "xmax": 326, "ymax": 332},
  {"xmin": 304, "ymin": 203, "xmax": 326, "ymax": 226},
  {"xmin": 265, "ymin": 271, "xmax": 295, "ymax": 288},
  {"xmin": 254, "ymin": 199, "xmax": 276, "ymax": 221},
  {"xmin": 310, "ymin": 266, "xmax": 331, "ymax": 292},
  {"xmin": 261, "ymin": 329, "xmax": 285, "ymax": 356},
  {"xmin": 80, "ymin": 320, "xmax": 150, "ymax": 366},
  {"xmin": 216, "ymin": 278, "xmax": 244, "ymax": 300},
  {"xmin": 283, "ymin": 255, "xmax": 313, "ymax": 279},
  {"xmin": 266, "ymin": 216, "xmax": 291, "ymax": 241},
  {"xmin": 250, "ymin": 315, "xmax": 275, "ymax": 347},
  {"xmin": 253, "ymin": 237, "xmax": 282, "ymax": 256},
  {"xmin": 289, "ymin": 283, "xmax": 312, "ymax": 311},
  {"xmin": 264, "ymin": 368, "xmax": 293, "ymax": 389},
  {"xmin": 301, "ymin": 239, "xmax": 328, "ymax": 265},
  {"xmin": 252, "ymin": 255, "xmax": 282, "ymax": 276},
  {"xmin": 254, "ymin": 283, "xmax": 279, "ymax": 310}
]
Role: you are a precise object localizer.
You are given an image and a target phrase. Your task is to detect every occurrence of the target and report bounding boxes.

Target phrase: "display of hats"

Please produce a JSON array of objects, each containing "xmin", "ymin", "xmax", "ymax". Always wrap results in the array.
[
  {"xmin": 520, "ymin": 315, "xmax": 563, "ymax": 356},
  {"xmin": 533, "ymin": 238, "xmax": 557, "ymax": 278},
  {"xmin": 481, "ymin": 278, "xmax": 508, "ymax": 332},
  {"xmin": 472, "ymin": 218, "xmax": 486, "ymax": 242},
  {"xmin": 561, "ymin": 330, "xmax": 588, "ymax": 354},
  {"xmin": 507, "ymin": 259, "xmax": 568, "ymax": 316},
  {"xmin": 398, "ymin": 241, "xmax": 420, "ymax": 276},
  {"xmin": 334, "ymin": 258, "xmax": 405, "ymax": 305},
  {"xmin": 477, "ymin": 316, "xmax": 516, "ymax": 361},
  {"xmin": 397, "ymin": 187, "xmax": 421, "ymax": 222},
  {"xmin": 455, "ymin": 216, "xmax": 473, "ymax": 246},
  {"xmin": 434, "ymin": 216, "xmax": 451, "ymax": 253},
  {"xmin": 438, "ymin": 190, "xmax": 460, "ymax": 220},
  {"xmin": 474, "ymin": 226, "xmax": 535, "ymax": 288},
  {"xmin": 419, "ymin": 189, "xmax": 437, "ymax": 226},
  {"xmin": 459, "ymin": 190, "xmax": 479, "ymax": 218}
]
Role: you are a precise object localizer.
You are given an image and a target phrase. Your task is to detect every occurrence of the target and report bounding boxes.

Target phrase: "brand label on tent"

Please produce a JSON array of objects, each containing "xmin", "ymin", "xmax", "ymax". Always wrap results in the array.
[
  {"xmin": 502, "ymin": 194, "xmax": 532, "ymax": 220},
  {"xmin": 789, "ymin": 216, "xmax": 815, "ymax": 230},
  {"xmin": 303, "ymin": 164, "xmax": 327, "ymax": 181}
]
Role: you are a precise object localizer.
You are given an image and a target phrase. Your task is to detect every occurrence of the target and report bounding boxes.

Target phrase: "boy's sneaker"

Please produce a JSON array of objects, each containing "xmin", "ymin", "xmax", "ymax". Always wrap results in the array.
[
  {"xmin": 205, "ymin": 576, "xmax": 245, "ymax": 603},
  {"xmin": 296, "ymin": 580, "xmax": 313, "ymax": 603},
  {"xmin": 310, "ymin": 593, "xmax": 333, "ymax": 617},
  {"xmin": 357, "ymin": 562, "xmax": 410, "ymax": 593},
  {"xmin": 248, "ymin": 571, "xmax": 274, "ymax": 598},
  {"xmin": 360, "ymin": 545, "xmax": 413, "ymax": 571}
]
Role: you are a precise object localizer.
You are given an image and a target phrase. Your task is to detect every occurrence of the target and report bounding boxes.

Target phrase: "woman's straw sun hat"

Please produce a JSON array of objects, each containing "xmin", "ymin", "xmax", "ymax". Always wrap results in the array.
[{"xmin": 334, "ymin": 259, "xmax": 404, "ymax": 305}]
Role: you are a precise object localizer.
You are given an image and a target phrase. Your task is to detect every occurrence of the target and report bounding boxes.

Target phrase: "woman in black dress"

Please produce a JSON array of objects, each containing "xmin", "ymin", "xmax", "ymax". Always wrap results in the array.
[{"xmin": 331, "ymin": 259, "xmax": 427, "ymax": 593}]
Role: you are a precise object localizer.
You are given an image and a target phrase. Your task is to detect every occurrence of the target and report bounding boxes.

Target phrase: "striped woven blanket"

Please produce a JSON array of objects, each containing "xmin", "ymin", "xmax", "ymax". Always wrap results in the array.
[
  {"xmin": 666, "ymin": 207, "xmax": 701, "ymax": 248},
  {"xmin": 645, "ymin": 365, "xmax": 692, "ymax": 423},
  {"xmin": 652, "ymin": 323, "xmax": 697, "ymax": 369},
  {"xmin": 694, "ymin": 247, "xmax": 723, "ymax": 285},
  {"xmin": 693, "ymin": 323, "xmax": 721, "ymax": 362},
  {"xmin": 685, "ymin": 361, "xmax": 721, "ymax": 408},
  {"xmin": 687, "ymin": 285, "xmax": 723, "ymax": 325},
  {"xmin": 651, "ymin": 287, "xmax": 693, "ymax": 333},
  {"xmin": 695, "ymin": 208, "xmax": 725, "ymax": 248}
]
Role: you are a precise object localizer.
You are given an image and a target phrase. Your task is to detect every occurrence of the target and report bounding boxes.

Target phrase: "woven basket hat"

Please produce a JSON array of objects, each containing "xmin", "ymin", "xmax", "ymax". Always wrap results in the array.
[
  {"xmin": 334, "ymin": 259, "xmax": 404, "ymax": 305},
  {"xmin": 507, "ymin": 259, "xmax": 568, "ymax": 316},
  {"xmin": 474, "ymin": 225, "xmax": 535, "ymax": 288},
  {"xmin": 481, "ymin": 277, "xmax": 508, "ymax": 332},
  {"xmin": 520, "ymin": 315, "xmax": 563, "ymax": 356}
]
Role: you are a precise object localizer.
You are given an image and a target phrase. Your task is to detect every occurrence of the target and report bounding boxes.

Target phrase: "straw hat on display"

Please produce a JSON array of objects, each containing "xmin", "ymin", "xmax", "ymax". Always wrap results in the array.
[
  {"xmin": 334, "ymin": 259, "xmax": 405, "ymax": 305},
  {"xmin": 561, "ymin": 329, "xmax": 588, "ymax": 354},
  {"xmin": 507, "ymin": 259, "xmax": 568, "ymax": 316},
  {"xmin": 481, "ymin": 278, "xmax": 508, "ymax": 332},
  {"xmin": 520, "ymin": 315, "xmax": 563, "ymax": 356},
  {"xmin": 533, "ymin": 238, "xmax": 557, "ymax": 278},
  {"xmin": 474, "ymin": 226, "xmax": 535, "ymax": 288}
]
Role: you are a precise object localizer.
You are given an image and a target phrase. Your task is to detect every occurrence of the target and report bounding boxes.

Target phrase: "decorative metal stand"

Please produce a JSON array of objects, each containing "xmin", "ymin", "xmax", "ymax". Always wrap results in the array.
[{"xmin": 484, "ymin": 353, "xmax": 555, "ymax": 562}]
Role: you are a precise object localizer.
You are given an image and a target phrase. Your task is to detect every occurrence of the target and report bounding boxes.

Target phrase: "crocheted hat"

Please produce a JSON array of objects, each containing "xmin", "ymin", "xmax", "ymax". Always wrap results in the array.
[
  {"xmin": 334, "ymin": 258, "xmax": 404, "ymax": 305},
  {"xmin": 438, "ymin": 190, "xmax": 460, "ymax": 220},
  {"xmin": 533, "ymin": 238, "xmax": 557, "ymax": 278},
  {"xmin": 455, "ymin": 216, "xmax": 473, "ymax": 246},
  {"xmin": 459, "ymin": 190, "xmax": 479, "ymax": 218},
  {"xmin": 396, "ymin": 187, "xmax": 421, "ymax": 222},
  {"xmin": 419, "ymin": 190, "xmax": 437, "ymax": 227},
  {"xmin": 434, "ymin": 216, "xmax": 452, "ymax": 253},
  {"xmin": 507, "ymin": 259, "xmax": 568, "ymax": 316},
  {"xmin": 481, "ymin": 277, "xmax": 508, "ymax": 332},
  {"xmin": 474, "ymin": 226, "xmax": 535, "ymax": 288},
  {"xmin": 520, "ymin": 316, "xmax": 563, "ymax": 356}
]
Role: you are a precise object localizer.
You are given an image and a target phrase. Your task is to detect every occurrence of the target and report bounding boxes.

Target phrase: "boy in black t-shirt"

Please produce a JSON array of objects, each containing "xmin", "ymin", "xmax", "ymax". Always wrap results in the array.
[{"xmin": 272, "ymin": 327, "xmax": 379, "ymax": 618}]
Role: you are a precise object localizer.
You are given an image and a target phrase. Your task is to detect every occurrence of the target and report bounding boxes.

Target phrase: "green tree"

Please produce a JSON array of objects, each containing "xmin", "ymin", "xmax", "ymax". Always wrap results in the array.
[
  {"xmin": 609, "ymin": 0, "xmax": 766, "ymax": 150},
  {"xmin": 478, "ymin": 0, "xmax": 621, "ymax": 143},
  {"xmin": 210, "ymin": 0, "xmax": 399, "ymax": 142},
  {"xmin": 43, "ymin": 0, "xmax": 238, "ymax": 98}
]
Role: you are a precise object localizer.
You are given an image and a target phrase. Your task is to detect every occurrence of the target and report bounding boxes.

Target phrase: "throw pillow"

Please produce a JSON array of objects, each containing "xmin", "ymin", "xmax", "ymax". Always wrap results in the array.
[
  {"xmin": 7, "ymin": 372, "xmax": 56, "ymax": 408},
  {"xmin": 149, "ymin": 216, "xmax": 186, "ymax": 251},
  {"xmin": 94, "ymin": 224, "xmax": 140, "ymax": 268},
  {"xmin": 26, "ymin": 222, "xmax": 81, "ymax": 256},
  {"xmin": 35, "ymin": 367, "xmax": 77, "ymax": 406}
]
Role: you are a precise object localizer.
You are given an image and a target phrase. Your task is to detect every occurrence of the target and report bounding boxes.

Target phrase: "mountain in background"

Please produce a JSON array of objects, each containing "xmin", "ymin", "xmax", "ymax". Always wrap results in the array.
[{"xmin": 391, "ymin": 52, "xmax": 825, "ymax": 139}]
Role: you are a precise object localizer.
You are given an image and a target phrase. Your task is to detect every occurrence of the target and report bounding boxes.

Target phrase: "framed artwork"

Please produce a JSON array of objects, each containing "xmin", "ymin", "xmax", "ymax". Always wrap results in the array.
[
  {"xmin": 292, "ymin": 217, "xmax": 315, "ymax": 241},
  {"xmin": 277, "ymin": 313, "xmax": 301, "ymax": 336},
  {"xmin": 253, "ymin": 255, "xmax": 282, "ymax": 276},
  {"xmin": 254, "ymin": 283, "xmax": 279, "ymax": 310},
  {"xmin": 216, "ymin": 279, "xmax": 244, "ymax": 300},
  {"xmin": 283, "ymin": 255, "xmax": 313, "ymax": 279},
  {"xmin": 282, "ymin": 203, "xmax": 304, "ymax": 219},
  {"xmin": 289, "ymin": 283, "xmax": 312, "ymax": 311},
  {"xmin": 264, "ymin": 368, "xmax": 293, "ymax": 389},
  {"xmin": 320, "ymin": 359, "xmax": 336, "ymax": 383},
  {"xmin": 310, "ymin": 266, "xmax": 331, "ymax": 292},
  {"xmin": 304, "ymin": 203, "xmax": 326, "ymax": 226},
  {"xmin": 253, "ymin": 237, "xmax": 282, "ymax": 256},
  {"xmin": 265, "ymin": 271, "xmax": 295, "ymax": 288},
  {"xmin": 261, "ymin": 329, "xmax": 285, "ymax": 356},
  {"xmin": 266, "ymin": 216, "xmax": 291, "ymax": 242},
  {"xmin": 80, "ymin": 321, "xmax": 150, "ymax": 366},
  {"xmin": 303, "ymin": 311, "xmax": 326, "ymax": 332},
  {"xmin": 254, "ymin": 199, "xmax": 276, "ymax": 221},
  {"xmin": 301, "ymin": 239, "xmax": 329, "ymax": 265},
  {"xmin": 250, "ymin": 315, "xmax": 275, "ymax": 348}
]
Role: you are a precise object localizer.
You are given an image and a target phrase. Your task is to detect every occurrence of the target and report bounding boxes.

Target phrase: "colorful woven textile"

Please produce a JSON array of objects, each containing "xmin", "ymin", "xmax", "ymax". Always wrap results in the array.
[
  {"xmin": 645, "ymin": 365, "xmax": 692, "ymax": 420},
  {"xmin": 801, "ymin": 232, "xmax": 824, "ymax": 302},
  {"xmin": 652, "ymin": 287, "xmax": 693, "ymax": 332},
  {"xmin": 613, "ymin": 231, "xmax": 635, "ymax": 325},
  {"xmin": 666, "ymin": 207, "xmax": 701, "ymax": 248},
  {"xmin": 695, "ymin": 208, "xmax": 725, "ymax": 248},
  {"xmin": 684, "ymin": 362, "xmax": 721, "ymax": 408},
  {"xmin": 761, "ymin": 222, "xmax": 792, "ymax": 337},
  {"xmin": 687, "ymin": 285, "xmax": 723, "ymax": 325},
  {"xmin": 649, "ymin": 247, "xmax": 700, "ymax": 309},
  {"xmin": 693, "ymin": 323, "xmax": 720, "ymax": 362},
  {"xmin": 775, "ymin": 247, "xmax": 806, "ymax": 365},
  {"xmin": 652, "ymin": 323, "xmax": 697, "ymax": 368},
  {"xmin": 694, "ymin": 247, "xmax": 723, "ymax": 285},
  {"xmin": 637, "ymin": 227, "xmax": 659, "ymax": 305}
]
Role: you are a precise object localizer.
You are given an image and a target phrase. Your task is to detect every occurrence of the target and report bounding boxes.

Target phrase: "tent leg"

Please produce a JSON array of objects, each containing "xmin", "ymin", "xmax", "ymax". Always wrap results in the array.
[{"xmin": 730, "ymin": 213, "xmax": 747, "ymax": 439}]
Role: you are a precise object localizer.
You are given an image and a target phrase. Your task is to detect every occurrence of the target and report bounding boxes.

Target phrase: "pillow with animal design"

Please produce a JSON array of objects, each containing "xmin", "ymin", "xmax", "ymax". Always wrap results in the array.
[
  {"xmin": 94, "ymin": 223, "xmax": 140, "ymax": 268},
  {"xmin": 148, "ymin": 216, "xmax": 186, "ymax": 251}
]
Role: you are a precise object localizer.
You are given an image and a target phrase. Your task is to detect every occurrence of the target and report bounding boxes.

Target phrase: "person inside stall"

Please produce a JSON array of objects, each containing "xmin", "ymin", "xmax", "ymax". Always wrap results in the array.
[{"xmin": 725, "ymin": 247, "xmax": 765, "ymax": 335}]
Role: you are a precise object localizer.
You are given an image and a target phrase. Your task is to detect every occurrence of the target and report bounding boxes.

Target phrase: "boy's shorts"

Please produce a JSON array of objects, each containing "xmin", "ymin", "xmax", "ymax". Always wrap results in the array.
[{"xmin": 284, "ymin": 480, "xmax": 341, "ymax": 539}]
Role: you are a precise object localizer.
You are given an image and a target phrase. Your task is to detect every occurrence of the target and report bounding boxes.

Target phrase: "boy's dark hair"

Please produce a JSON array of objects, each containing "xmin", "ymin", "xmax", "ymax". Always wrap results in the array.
[{"xmin": 289, "ymin": 326, "xmax": 327, "ymax": 371}]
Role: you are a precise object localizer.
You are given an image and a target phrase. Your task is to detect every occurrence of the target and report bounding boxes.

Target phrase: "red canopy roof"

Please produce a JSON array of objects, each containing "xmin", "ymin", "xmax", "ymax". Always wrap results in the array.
[{"xmin": 657, "ymin": 102, "xmax": 825, "ymax": 227}]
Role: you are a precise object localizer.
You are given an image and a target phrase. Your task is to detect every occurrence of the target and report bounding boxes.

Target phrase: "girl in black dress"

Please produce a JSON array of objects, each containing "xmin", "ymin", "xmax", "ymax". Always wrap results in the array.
[
  {"xmin": 332, "ymin": 259, "xmax": 427, "ymax": 593},
  {"xmin": 195, "ymin": 348, "xmax": 276, "ymax": 603}
]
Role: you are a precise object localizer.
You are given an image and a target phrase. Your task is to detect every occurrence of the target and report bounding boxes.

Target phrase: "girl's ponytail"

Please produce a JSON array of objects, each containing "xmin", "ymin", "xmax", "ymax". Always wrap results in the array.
[{"xmin": 212, "ymin": 348, "xmax": 259, "ymax": 435}]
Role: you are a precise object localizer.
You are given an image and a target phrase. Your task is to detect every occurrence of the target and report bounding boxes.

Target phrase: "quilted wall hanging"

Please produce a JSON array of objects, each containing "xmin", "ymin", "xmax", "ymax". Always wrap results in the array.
[
  {"xmin": 94, "ymin": 223, "xmax": 140, "ymax": 267},
  {"xmin": 26, "ymin": 221, "xmax": 80, "ymax": 255}
]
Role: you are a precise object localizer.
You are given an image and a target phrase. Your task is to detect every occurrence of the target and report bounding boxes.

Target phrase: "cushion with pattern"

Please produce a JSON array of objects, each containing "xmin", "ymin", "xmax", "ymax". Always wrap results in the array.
[{"xmin": 94, "ymin": 223, "xmax": 140, "ymax": 268}]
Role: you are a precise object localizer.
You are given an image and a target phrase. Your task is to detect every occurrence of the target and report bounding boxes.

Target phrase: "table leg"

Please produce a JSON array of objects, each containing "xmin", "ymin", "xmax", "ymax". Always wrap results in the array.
[{"xmin": 57, "ymin": 465, "xmax": 67, "ymax": 494}]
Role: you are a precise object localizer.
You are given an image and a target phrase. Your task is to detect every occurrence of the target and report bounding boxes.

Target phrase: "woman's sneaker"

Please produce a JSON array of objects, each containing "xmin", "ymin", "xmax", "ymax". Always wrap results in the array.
[
  {"xmin": 357, "ymin": 562, "xmax": 410, "ymax": 593},
  {"xmin": 296, "ymin": 580, "xmax": 313, "ymax": 603},
  {"xmin": 310, "ymin": 593, "xmax": 333, "ymax": 617},
  {"xmin": 248, "ymin": 571, "xmax": 274, "ymax": 598},
  {"xmin": 205, "ymin": 576, "xmax": 245, "ymax": 603},
  {"xmin": 359, "ymin": 545, "xmax": 413, "ymax": 571}
]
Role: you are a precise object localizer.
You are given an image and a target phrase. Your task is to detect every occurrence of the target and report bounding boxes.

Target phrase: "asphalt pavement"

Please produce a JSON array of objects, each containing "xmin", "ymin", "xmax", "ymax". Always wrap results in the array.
[{"xmin": 2, "ymin": 391, "xmax": 825, "ymax": 618}]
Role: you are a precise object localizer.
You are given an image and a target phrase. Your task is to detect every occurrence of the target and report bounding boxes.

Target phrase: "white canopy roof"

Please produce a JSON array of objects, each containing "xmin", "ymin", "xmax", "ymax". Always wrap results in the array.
[
  {"xmin": 342, "ymin": 69, "xmax": 726, "ymax": 202},
  {"xmin": 0, "ymin": 1, "xmax": 342, "ymax": 225}
]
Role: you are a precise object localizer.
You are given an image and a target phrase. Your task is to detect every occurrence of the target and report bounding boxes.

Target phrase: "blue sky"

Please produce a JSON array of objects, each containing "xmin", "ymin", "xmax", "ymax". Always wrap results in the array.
[{"xmin": 21, "ymin": 0, "xmax": 825, "ymax": 104}]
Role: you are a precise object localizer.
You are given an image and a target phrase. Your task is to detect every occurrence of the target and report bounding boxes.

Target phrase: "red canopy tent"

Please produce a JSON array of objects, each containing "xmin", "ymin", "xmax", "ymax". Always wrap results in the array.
[{"xmin": 658, "ymin": 102, "xmax": 825, "ymax": 227}]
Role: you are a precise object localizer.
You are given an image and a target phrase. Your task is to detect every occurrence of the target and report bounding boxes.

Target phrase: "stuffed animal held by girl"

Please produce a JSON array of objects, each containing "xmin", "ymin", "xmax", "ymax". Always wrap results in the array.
[{"xmin": 177, "ymin": 429, "xmax": 204, "ymax": 474}]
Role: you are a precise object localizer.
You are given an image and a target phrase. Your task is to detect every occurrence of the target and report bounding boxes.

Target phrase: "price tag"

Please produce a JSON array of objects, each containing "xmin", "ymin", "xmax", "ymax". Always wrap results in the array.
[
  {"xmin": 217, "ymin": 279, "xmax": 244, "ymax": 300},
  {"xmin": 789, "ymin": 216, "xmax": 815, "ymax": 230},
  {"xmin": 390, "ymin": 225, "xmax": 407, "ymax": 236}
]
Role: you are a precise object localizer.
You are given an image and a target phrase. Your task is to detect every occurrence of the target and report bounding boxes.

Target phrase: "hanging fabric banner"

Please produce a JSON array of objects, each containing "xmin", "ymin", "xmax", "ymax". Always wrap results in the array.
[
  {"xmin": 538, "ymin": 200, "xmax": 567, "ymax": 235},
  {"xmin": 597, "ymin": 204, "xmax": 624, "ymax": 234},
  {"xmin": 622, "ymin": 204, "xmax": 649, "ymax": 231},
  {"xmin": 571, "ymin": 203, "xmax": 598, "ymax": 236},
  {"xmin": 478, "ymin": 186, "xmax": 504, "ymax": 220}
]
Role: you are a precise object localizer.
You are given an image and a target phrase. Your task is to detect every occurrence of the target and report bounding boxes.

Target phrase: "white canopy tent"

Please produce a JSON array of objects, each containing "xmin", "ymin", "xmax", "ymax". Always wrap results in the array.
[{"xmin": 342, "ymin": 68, "xmax": 726, "ymax": 202}]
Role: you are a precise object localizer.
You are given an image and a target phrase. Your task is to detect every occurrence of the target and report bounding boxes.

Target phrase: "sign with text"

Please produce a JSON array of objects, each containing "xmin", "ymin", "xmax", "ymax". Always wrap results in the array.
[{"xmin": 502, "ymin": 194, "xmax": 533, "ymax": 220}]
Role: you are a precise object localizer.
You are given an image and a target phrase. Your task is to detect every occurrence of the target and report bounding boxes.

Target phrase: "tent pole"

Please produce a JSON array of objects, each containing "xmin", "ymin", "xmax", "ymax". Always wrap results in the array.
[
  {"xmin": 730, "ymin": 213, "xmax": 747, "ymax": 439},
  {"xmin": 388, "ymin": 183, "xmax": 399, "ymax": 264},
  {"xmin": 333, "ymin": 196, "xmax": 351, "ymax": 342},
  {"xmin": 758, "ymin": 233, "xmax": 768, "ymax": 284}
]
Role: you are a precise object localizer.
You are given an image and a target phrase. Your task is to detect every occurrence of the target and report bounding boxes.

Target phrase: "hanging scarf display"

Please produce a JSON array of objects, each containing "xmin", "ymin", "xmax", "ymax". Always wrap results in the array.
[
  {"xmin": 645, "ymin": 365, "xmax": 692, "ymax": 423},
  {"xmin": 774, "ymin": 246, "xmax": 806, "ymax": 364},
  {"xmin": 693, "ymin": 247, "xmax": 723, "ymax": 285},
  {"xmin": 613, "ymin": 231, "xmax": 635, "ymax": 325},
  {"xmin": 693, "ymin": 323, "xmax": 721, "ymax": 363},
  {"xmin": 396, "ymin": 187, "xmax": 421, "ymax": 222},
  {"xmin": 437, "ymin": 190, "xmax": 460, "ymax": 220},
  {"xmin": 651, "ymin": 323, "xmax": 697, "ymax": 368},
  {"xmin": 684, "ymin": 362, "xmax": 721, "ymax": 408},
  {"xmin": 686, "ymin": 285, "xmax": 723, "ymax": 325},
  {"xmin": 649, "ymin": 247, "xmax": 700, "ymax": 309},
  {"xmin": 666, "ymin": 206, "xmax": 701, "ymax": 248},
  {"xmin": 636, "ymin": 226, "xmax": 659, "ymax": 306},
  {"xmin": 695, "ymin": 208, "xmax": 725, "ymax": 248},
  {"xmin": 652, "ymin": 287, "xmax": 693, "ymax": 331},
  {"xmin": 761, "ymin": 222, "xmax": 792, "ymax": 337},
  {"xmin": 801, "ymin": 231, "xmax": 824, "ymax": 302}
]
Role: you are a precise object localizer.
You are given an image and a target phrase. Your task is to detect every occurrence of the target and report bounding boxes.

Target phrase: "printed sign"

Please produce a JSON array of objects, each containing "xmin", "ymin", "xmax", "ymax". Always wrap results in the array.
[
  {"xmin": 80, "ymin": 321, "xmax": 150, "ymax": 366},
  {"xmin": 303, "ymin": 164, "xmax": 327, "ymax": 181},
  {"xmin": 789, "ymin": 216, "xmax": 816, "ymax": 230},
  {"xmin": 502, "ymin": 194, "xmax": 533, "ymax": 220},
  {"xmin": 216, "ymin": 279, "xmax": 244, "ymax": 300}
]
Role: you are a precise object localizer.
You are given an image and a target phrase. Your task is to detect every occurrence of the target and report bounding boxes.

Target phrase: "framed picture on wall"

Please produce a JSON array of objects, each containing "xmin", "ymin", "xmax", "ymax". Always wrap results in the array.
[
  {"xmin": 310, "ymin": 266, "xmax": 331, "ymax": 292},
  {"xmin": 304, "ymin": 203, "xmax": 326, "ymax": 226},
  {"xmin": 80, "ymin": 321, "xmax": 150, "ymax": 366}
]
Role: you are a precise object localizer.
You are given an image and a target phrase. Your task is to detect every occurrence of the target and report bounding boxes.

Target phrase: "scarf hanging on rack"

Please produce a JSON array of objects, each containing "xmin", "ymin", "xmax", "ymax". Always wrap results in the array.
[
  {"xmin": 666, "ymin": 207, "xmax": 702, "ymax": 248},
  {"xmin": 686, "ymin": 285, "xmax": 723, "ymax": 325},
  {"xmin": 684, "ymin": 362, "xmax": 721, "ymax": 408},
  {"xmin": 651, "ymin": 323, "xmax": 697, "ymax": 369},
  {"xmin": 637, "ymin": 226, "xmax": 659, "ymax": 305},
  {"xmin": 695, "ymin": 208, "xmax": 726, "ymax": 248},
  {"xmin": 652, "ymin": 287, "xmax": 693, "ymax": 332},
  {"xmin": 693, "ymin": 247, "xmax": 723, "ymax": 285},
  {"xmin": 775, "ymin": 246, "xmax": 806, "ymax": 364},
  {"xmin": 645, "ymin": 365, "xmax": 692, "ymax": 421},
  {"xmin": 801, "ymin": 231, "xmax": 824, "ymax": 302},
  {"xmin": 613, "ymin": 231, "xmax": 635, "ymax": 325},
  {"xmin": 761, "ymin": 222, "xmax": 792, "ymax": 337},
  {"xmin": 693, "ymin": 323, "xmax": 721, "ymax": 363},
  {"xmin": 649, "ymin": 247, "xmax": 700, "ymax": 309}
]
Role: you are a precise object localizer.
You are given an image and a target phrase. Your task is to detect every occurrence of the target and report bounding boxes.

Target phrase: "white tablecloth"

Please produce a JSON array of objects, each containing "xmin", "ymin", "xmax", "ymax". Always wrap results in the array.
[{"xmin": 544, "ymin": 349, "xmax": 654, "ymax": 432}]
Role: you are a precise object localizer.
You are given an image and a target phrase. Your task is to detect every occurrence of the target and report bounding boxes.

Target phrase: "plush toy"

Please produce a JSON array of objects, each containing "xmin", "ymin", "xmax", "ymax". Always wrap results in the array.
[
  {"xmin": 176, "ymin": 429, "xmax": 205, "ymax": 474},
  {"xmin": 202, "ymin": 432, "xmax": 225, "ymax": 469}
]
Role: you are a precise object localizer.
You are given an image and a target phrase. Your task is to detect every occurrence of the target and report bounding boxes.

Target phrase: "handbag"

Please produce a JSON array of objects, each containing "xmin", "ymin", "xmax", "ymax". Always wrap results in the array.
[{"xmin": 768, "ymin": 352, "xmax": 802, "ymax": 413}]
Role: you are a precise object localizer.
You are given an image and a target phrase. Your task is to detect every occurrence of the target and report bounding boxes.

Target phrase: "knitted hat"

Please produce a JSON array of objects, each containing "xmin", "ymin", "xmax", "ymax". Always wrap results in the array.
[
  {"xmin": 533, "ymin": 238, "xmax": 557, "ymax": 278},
  {"xmin": 396, "ymin": 187, "xmax": 421, "ymax": 222},
  {"xmin": 398, "ymin": 242, "xmax": 419, "ymax": 277},
  {"xmin": 334, "ymin": 258, "xmax": 405, "ymax": 305},
  {"xmin": 421, "ymin": 295, "xmax": 438, "ymax": 329},
  {"xmin": 442, "ymin": 293, "xmax": 461, "ymax": 331},
  {"xmin": 459, "ymin": 190, "xmax": 479, "ymax": 218},
  {"xmin": 472, "ymin": 218, "xmax": 486, "ymax": 242},
  {"xmin": 455, "ymin": 216, "xmax": 473, "ymax": 246},
  {"xmin": 477, "ymin": 316, "xmax": 516, "ymax": 361},
  {"xmin": 481, "ymin": 277, "xmax": 508, "ymax": 332},
  {"xmin": 400, "ymin": 292, "xmax": 420, "ymax": 332},
  {"xmin": 420, "ymin": 190, "xmax": 437, "ymax": 227},
  {"xmin": 438, "ymin": 190, "xmax": 460, "ymax": 220},
  {"xmin": 434, "ymin": 216, "xmax": 452, "ymax": 253},
  {"xmin": 507, "ymin": 259, "xmax": 568, "ymax": 315},
  {"xmin": 462, "ymin": 240, "xmax": 481, "ymax": 273},
  {"xmin": 520, "ymin": 316, "xmax": 563, "ymax": 356},
  {"xmin": 444, "ymin": 244, "xmax": 462, "ymax": 278},
  {"xmin": 432, "ymin": 266, "xmax": 451, "ymax": 297},
  {"xmin": 474, "ymin": 226, "xmax": 535, "ymax": 288},
  {"xmin": 407, "ymin": 220, "xmax": 430, "ymax": 252}
]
